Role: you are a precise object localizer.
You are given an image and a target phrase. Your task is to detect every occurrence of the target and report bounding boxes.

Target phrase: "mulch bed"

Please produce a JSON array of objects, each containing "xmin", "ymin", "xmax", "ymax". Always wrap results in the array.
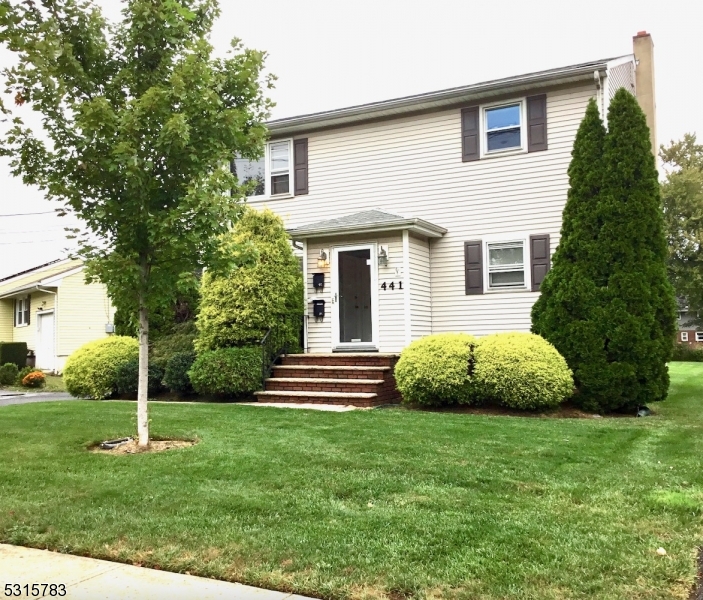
[{"xmin": 90, "ymin": 439, "xmax": 197, "ymax": 455}]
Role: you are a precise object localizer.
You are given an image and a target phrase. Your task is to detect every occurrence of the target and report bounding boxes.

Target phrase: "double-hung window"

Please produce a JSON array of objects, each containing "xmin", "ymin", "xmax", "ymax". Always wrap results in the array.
[
  {"xmin": 696, "ymin": 332, "xmax": 703, "ymax": 342},
  {"xmin": 681, "ymin": 332, "xmax": 689, "ymax": 342},
  {"xmin": 269, "ymin": 141, "xmax": 291, "ymax": 195},
  {"xmin": 232, "ymin": 140, "xmax": 294, "ymax": 198},
  {"xmin": 485, "ymin": 103, "xmax": 523, "ymax": 153},
  {"xmin": 487, "ymin": 241, "xmax": 525, "ymax": 289},
  {"xmin": 15, "ymin": 297, "xmax": 29, "ymax": 327}
]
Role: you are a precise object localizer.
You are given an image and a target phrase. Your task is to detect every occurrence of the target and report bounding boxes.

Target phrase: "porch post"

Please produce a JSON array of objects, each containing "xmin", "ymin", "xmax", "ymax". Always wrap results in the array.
[{"xmin": 402, "ymin": 230, "xmax": 412, "ymax": 347}]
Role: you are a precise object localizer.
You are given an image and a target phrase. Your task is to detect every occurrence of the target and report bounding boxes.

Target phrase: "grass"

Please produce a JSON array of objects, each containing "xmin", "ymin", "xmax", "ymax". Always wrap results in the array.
[
  {"xmin": 1, "ymin": 363, "xmax": 702, "ymax": 599},
  {"xmin": 0, "ymin": 374, "xmax": 66, "ymax": 393}
]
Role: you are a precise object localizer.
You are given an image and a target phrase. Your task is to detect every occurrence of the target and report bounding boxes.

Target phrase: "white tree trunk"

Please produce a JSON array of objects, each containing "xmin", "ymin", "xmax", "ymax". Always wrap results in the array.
[{"xmin": 137, "ymin": 301, "xmax": 149, "ymax": 447}]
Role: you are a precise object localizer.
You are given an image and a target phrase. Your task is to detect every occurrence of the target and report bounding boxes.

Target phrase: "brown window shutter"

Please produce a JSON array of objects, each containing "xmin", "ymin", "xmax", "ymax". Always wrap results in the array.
[
  {"xmin": 461, "ymin": 106, "xmax": 480, "ymax": 162},
  {"xmin": 530, "ymin": 234, "xmax": 551, "ymax": 291},
  {"xmin": 293, "ymin": 138, "xmax": 308, "ymax": 195},
  {"xmin": 527, "ymin": 94, "xmax": 548, "ymax": 152},
  {"xmin": 25, "ymin": 295, "xmax": 31, "ymax": 325},
  {"xmin": 464, "ymin": 240, "xmax": 483, "ymax": 295}
]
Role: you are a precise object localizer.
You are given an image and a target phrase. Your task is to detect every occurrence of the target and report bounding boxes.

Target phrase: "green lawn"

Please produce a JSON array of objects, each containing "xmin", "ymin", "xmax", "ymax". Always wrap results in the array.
[{"xmin": 1, "ymin": 364, "xmax": 702, "ymax": 599}]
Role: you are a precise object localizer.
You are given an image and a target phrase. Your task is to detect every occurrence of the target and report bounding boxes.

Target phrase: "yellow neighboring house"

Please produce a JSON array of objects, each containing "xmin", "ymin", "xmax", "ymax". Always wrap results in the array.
[{"xmin": 0, "ymin": 259, "xmax": 115, "ymax": 372}]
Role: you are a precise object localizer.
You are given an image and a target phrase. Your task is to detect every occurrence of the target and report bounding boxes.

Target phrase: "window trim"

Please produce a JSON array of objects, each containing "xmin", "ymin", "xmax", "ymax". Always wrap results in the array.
[
  {"xmin": 696, "ymin": 332, "xmax": 703, "ymax": 342},
  {"xmin": 481, "ymin": 99, "xmax": 527, "ymax": 158},
  {"xmin": 15, "ymin": 296, "xmax": 28, "ymax": 327},
  {"xmin": 484, "ymin": 236, "xmax": 530, "ymax": 292},
  {"xmin": 681, "ymin": 331, "xmax": 689, "ymax": 342}
]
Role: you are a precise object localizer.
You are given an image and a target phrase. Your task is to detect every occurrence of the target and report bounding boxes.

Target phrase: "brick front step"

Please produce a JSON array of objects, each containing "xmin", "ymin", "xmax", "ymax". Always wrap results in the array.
[
  {"xmin": 265, "ymin": 377, "xmax": 383, "ymax": 393},
  {"xmin": 282, "ymin": 353, "xmax": 398, "ymax": 367},
  {"xmin": 254, "ymin": 390, "xmax": 383, "ymax": 407},
  {"xmin": 271, "ymin": 365, "xmax": 389, "ymax": 380}
]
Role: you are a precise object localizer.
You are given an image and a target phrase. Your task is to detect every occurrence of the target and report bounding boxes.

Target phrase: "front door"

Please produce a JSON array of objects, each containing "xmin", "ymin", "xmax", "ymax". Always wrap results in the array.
[
  {"xmin": 36, "ymin": 312, "xmax": 55, "ymax": 371},
  {"xmin": 332, "ymin": 245, "xmax": 376, "ymax": 349}
]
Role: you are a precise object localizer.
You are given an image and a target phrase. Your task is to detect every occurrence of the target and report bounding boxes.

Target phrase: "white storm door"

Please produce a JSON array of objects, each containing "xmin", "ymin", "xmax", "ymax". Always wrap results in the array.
[{"xmin": 331, "ymin": 244, "xmax": 378, "ymax": 349}]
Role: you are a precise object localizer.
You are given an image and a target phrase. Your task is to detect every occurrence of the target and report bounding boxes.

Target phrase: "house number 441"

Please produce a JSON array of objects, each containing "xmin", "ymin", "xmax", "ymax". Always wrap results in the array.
[{"xmin": 380, "ymin": 281, "xmax": 402, "ymax": 290}]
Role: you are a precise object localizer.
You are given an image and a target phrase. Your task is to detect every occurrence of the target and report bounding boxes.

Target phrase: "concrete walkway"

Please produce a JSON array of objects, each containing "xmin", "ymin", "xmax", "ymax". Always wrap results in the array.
[
  {"xmin": 0, "ymin": 544, "xmax": 314, "ymax": 599},
  {"xmin": 0, "ymin": 391, "xmax": 75, "ymax": 407}
]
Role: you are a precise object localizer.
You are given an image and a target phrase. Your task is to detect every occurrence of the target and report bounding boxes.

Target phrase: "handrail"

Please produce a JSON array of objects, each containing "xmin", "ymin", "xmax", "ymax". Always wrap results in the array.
[{"xmin": 259, "ymin": 314, "xmax": 305, "ymax": 391}]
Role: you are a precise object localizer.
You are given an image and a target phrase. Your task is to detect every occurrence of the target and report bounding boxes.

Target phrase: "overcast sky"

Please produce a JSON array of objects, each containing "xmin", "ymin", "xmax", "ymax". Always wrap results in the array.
[{"xmin": 1, "ymin": 0, "xmax": 701, "ymax": 278}]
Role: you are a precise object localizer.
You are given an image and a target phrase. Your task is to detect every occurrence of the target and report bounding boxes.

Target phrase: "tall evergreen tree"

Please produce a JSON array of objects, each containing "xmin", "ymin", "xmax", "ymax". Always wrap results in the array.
[
  {"xmin": 592, "ymin": 88, "xmax": 676, "ymax": 410},
  {"xmin": 532, "ymin": 99, "xmax": 609, "ymax": 406},
  {"xmin": 533, "ymin": 90, "xmax": 676, "ymax": 412}
]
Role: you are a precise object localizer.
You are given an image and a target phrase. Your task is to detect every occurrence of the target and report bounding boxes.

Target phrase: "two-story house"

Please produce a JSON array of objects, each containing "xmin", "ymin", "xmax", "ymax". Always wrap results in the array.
[{"xmin": 243, "ymin": 32, "xmax": 658, "ymax": 406}]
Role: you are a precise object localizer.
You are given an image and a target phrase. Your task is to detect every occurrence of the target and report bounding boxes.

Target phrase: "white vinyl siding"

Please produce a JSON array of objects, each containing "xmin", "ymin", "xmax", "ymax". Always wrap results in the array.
[
  {"xmin": 55, "ymin": 272, "xmax": 114, "ymax": 370},
  {"xmin": 408, "ymin": 234, "xmax": 431, "ymax": 340},
  {"xmin": 261, "ymin": 83, "xmax": 594, "ymax": 340}
]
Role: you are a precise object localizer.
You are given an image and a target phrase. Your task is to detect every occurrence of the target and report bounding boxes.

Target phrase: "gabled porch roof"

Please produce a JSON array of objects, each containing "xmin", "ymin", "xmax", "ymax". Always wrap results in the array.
[{"xmin": 286, "ymin": 210, "xmax": 447, "ymax": 240}]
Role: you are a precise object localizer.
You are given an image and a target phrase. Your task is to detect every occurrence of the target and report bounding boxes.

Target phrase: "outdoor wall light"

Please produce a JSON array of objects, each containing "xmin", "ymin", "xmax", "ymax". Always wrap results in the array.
[
  {"xmin": 378, "ymin": 245, "xmax": 389, "ymax": 267},
  {"xmin": 317, "ymin": 249, "xmax": 329, "ymax": 268}
]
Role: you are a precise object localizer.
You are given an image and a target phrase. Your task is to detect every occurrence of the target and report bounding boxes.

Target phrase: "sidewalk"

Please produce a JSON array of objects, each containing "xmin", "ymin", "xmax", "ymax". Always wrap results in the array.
[
  {"xmin": 0, "ymin": 544, "xmax": 315, "ymax": 599},
  {"xmin": 0, "ymin": 391, "xmax": 75, "ymax": 407}
]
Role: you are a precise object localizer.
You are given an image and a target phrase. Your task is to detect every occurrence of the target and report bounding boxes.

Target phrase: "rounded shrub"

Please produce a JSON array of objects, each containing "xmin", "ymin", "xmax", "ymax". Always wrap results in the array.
[
  {"xmin": 395, "ymin": 333, "xmax": 478, "ymax": 405},
  {"xmin": 0, "ymin": 363, "xmax": 19, "ymax": 386},
  {"xmin": 473, "ymin": 332, "xmax": 574, "ymax": 410},
  {"xmin": 22, "ymin": 371, "xmax": 45, "ymax": 388},
  {"xmin": 163, "ymin": 351, "xmax": 196, "ymax": 394},
  {"xmin": 63, "ymin": 336, "xmax": 139, "ymax": 399},
  {"xmin": 188, "ymin": 347, "xmax": 262, "ymax": 396},
  {"xmin": 114, "ymin": 359, "xmax": 165, "ymax": 397}
]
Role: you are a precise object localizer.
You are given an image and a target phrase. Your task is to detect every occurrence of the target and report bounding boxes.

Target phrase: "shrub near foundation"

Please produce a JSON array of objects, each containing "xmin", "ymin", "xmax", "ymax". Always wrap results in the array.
[
  {"xmin": 188, "ymin": 347, "xmax": 262, "ymax": 396},
  {"xmin": 395, "ymin": 333, "xmax": 478, "ymax": 405},
  {"xmin": 63, "ymin": 336, "xmax": 139, "ymax": 399},
  {"xmin": 474, "ymin": 332, "xmax": 574, "ymax": 410}
]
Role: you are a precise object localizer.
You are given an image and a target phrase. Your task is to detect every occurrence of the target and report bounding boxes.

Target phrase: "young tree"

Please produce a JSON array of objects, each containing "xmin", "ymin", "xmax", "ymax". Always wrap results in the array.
[
  {"xmin": 0, "ymin": 0, "xmax": 272, "ymax": 445},
  {"xmin": 592, "ymin": 88, "xmax": 676, "ymax": 410},
  {"xmin": 531, "ymin": 99, "xmax": 608, "ymax": 406},
  {"xmin": 660, "ymin": 134, "xmax": 703, "ymax": 327}
]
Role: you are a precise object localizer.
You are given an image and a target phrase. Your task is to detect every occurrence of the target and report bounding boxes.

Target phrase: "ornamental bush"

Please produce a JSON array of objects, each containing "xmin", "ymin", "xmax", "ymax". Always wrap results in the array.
[
  {"xmin": 395, "ymin": 333, "xmax": 478, "ymax": 405},
  {"xmin": 188, "ymin": 347, "xmax": 262, "ymax": 396},
  {"xmin": 114, "ymin": 359, "xmax": 164, "ymax": 397},
  {"xmin": 473, "ymin": 332, "xmax": 573, "ymax": 410},
  {"xmin": 63, "ymin": 336, "xmax": 139, "ymax": 399},
  {"xmin": 150, "ymin": 321, "xmax": 197, "ymax": 370},
  {"xmin": 21, "ymin": 370, "xmax": 45, "ymax": 388},
  {"xmin": 195, "ymin": 207, "xmax": 303, "ymax": 352},
  {"xmin": 163, "ymin": 351, "xmax": 195, "ymax": 394},
  {"xmin": 0, "ymin": 363, "xmax": 19, "ymax": 386}
]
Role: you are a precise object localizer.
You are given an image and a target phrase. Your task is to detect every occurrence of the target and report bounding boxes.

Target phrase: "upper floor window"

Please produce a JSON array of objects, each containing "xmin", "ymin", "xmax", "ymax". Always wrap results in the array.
[
  {"xmin": 462, "ymin": 95, "xmax": 547, "ymax": 162},
  {"xmin": 233, "ymin": 139, "xmax": 298, "ymax": 198},
  {"xmin": 485, "ymin": 103, "xmax": 522, "ymax": 153},
  {"xmin": 269, "ymin": 141, "xmax": 291, "ymax": 195}
]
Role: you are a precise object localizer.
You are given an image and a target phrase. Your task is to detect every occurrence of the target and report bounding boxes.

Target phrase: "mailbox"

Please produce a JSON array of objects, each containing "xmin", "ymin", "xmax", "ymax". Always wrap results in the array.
[
  {"xmin": 312, "ymin": 273, "xmax": 325, "ymax": 289},
  {"xmin": 312, "ymin": 299, "xmax": 325, "ymax": 318}
]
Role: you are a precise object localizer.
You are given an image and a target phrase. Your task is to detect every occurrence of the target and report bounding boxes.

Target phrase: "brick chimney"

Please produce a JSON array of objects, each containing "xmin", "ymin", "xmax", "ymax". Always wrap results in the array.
[{"xmin": 632, "ymin": 31, "xmax": 657, "ymax": 157}]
